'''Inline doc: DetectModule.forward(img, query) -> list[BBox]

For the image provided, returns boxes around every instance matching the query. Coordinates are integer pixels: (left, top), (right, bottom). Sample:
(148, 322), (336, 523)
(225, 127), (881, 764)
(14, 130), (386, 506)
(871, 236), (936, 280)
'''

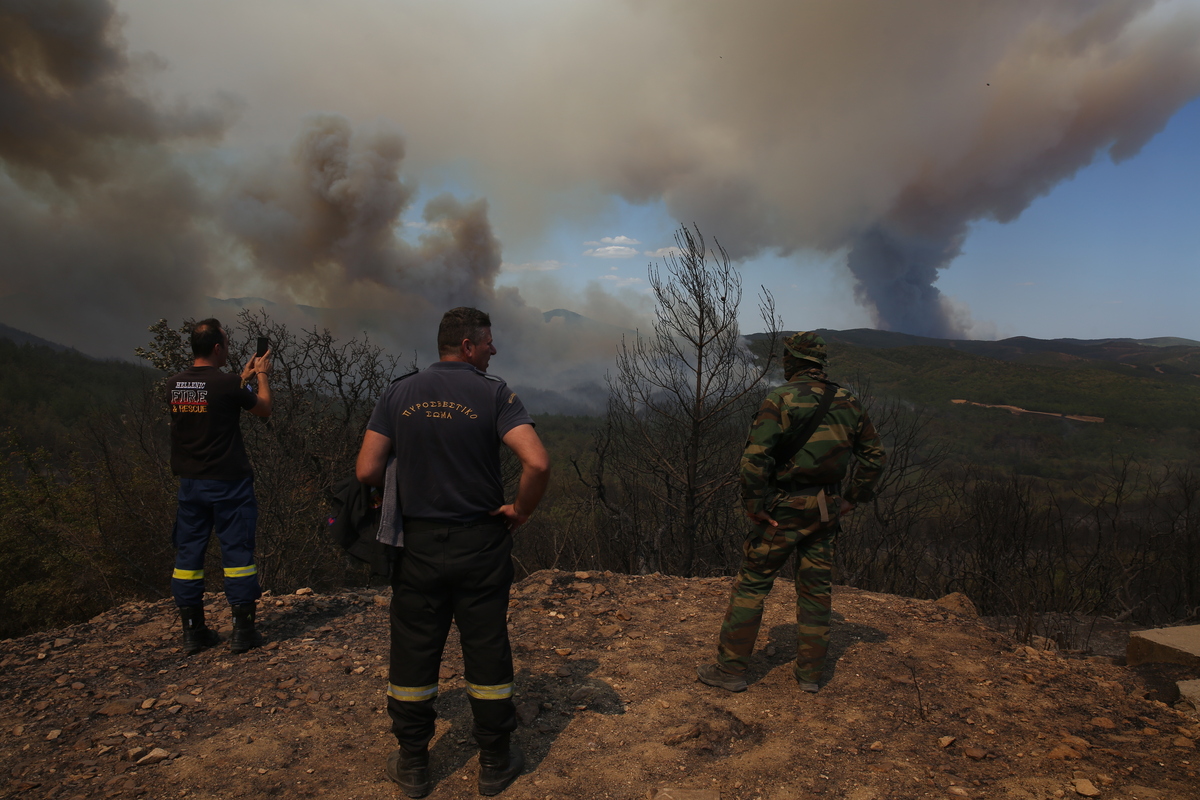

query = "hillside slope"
(2, 571), (1196, 800)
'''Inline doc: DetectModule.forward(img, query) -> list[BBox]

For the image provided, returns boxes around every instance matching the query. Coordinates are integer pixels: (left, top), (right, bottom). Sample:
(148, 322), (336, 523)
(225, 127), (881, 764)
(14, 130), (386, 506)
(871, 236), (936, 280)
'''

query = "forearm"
(255, 374), (272, 415)
(355, 430), (391, 486)
(513, 463), (550, 518)
(739, 456), (774, 513)
(844, 442), (886, 503)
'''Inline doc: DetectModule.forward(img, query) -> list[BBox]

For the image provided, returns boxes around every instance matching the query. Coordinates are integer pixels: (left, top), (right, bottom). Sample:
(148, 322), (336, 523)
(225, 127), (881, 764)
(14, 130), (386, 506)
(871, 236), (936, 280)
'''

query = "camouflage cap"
(783, 331), (827, 368)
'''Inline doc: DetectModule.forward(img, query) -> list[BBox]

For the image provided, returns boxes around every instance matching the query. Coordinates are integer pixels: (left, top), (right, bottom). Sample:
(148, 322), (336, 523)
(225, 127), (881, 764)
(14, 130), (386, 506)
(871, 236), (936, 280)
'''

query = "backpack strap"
(771, 379), (839, 473)
(390, 368), (419, 384)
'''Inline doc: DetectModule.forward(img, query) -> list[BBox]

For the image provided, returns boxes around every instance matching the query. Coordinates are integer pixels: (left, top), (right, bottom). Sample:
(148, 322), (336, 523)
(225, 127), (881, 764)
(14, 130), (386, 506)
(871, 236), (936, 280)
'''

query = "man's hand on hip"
(490, 503), (528, 531)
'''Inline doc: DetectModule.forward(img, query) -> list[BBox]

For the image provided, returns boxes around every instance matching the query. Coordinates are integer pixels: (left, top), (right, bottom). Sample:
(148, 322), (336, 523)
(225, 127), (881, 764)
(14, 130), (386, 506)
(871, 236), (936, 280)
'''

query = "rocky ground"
(2, 570), (1197, 800)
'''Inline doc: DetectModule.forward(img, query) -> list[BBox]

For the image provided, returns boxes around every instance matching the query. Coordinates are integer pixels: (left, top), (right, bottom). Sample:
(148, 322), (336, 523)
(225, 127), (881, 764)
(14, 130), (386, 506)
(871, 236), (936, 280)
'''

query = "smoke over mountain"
(2, 0), (1200, 360)
(526, 0), (1200, 337)
(0, 0), (229, 350)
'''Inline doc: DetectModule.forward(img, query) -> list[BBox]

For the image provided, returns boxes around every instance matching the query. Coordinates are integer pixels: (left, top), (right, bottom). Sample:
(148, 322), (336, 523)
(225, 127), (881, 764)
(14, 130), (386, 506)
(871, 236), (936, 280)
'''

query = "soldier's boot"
(179, 606), (219, 655)
(230, 603), (263, 654)
(696, 663), (748, 692)
(478, 740), (524, 796)
(792, 664), (820, 693)
(386, 747), (431, 798)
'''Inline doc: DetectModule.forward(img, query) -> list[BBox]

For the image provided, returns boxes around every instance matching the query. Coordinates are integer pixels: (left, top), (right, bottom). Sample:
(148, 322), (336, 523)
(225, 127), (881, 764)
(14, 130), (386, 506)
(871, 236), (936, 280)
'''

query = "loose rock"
(663, 723), (702, 746)
(934, 592), (978, 617)
(516, 702), (539, 726)
(136, 747), (170, 765)
(1046, 745), (1083, 760)
(98, 699), (139, 716)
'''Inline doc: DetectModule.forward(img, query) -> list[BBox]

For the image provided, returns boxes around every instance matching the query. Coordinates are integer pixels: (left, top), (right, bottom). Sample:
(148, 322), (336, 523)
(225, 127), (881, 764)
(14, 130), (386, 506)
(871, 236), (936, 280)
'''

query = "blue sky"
(940, 97), (1200, 341)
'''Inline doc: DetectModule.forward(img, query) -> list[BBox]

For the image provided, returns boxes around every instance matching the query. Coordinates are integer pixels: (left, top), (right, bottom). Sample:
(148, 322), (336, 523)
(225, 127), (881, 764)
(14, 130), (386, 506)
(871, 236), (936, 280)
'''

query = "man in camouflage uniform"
(698, 331), (885, 693)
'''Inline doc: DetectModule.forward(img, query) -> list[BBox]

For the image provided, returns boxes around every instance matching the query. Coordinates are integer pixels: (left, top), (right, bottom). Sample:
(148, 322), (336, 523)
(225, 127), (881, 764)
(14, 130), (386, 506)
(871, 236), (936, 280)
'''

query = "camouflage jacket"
(740, 369), (886, 513)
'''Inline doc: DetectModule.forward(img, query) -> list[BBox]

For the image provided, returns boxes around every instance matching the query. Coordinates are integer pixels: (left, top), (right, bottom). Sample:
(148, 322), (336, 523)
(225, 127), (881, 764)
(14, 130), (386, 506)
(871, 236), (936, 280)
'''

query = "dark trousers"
(387, 520), (517, 753)
(171, 477), (262, 607)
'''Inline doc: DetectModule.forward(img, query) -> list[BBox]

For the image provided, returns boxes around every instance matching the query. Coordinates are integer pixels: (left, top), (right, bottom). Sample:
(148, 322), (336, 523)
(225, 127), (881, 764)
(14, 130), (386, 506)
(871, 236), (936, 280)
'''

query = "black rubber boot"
(230, 603), (263, 654)
(478, 742), (524, 796)
(179, 606), (219, 655)
(386, 747), (432, 798)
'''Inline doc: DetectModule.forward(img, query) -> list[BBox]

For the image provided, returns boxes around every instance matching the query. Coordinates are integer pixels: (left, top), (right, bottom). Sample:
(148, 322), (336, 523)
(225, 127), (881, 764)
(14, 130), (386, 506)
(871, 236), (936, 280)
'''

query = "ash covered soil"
(2, 570), (1197, 800)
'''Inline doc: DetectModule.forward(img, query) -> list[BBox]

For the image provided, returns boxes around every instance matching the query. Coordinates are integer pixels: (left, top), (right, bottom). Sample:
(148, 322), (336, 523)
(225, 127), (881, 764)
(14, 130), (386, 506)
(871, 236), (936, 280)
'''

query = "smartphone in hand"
(256, 337), (269, 358)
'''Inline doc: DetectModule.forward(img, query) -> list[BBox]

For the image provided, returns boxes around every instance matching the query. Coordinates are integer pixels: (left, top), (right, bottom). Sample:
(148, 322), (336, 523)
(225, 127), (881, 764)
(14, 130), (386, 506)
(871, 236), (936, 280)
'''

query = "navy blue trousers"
(171, 477), (262, 607)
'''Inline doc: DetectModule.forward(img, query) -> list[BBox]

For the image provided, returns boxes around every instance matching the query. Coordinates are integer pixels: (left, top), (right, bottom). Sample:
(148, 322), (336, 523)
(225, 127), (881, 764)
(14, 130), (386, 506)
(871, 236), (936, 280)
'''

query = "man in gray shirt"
(356, 307), (549, 797)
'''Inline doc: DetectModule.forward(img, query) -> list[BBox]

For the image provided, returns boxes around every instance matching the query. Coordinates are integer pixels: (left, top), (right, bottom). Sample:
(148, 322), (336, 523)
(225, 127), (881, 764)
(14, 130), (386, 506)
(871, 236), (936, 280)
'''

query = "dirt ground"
(2, 570), (1197, 800)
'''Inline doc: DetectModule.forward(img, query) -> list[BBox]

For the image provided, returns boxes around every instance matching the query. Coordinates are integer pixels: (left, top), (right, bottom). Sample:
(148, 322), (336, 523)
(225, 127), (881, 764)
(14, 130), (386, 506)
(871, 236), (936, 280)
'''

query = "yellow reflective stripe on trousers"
(223, 565), (258, 578)
(172, 568), (204, 580)
(387, 683), (438, 702)
(466, 681), (513, 701)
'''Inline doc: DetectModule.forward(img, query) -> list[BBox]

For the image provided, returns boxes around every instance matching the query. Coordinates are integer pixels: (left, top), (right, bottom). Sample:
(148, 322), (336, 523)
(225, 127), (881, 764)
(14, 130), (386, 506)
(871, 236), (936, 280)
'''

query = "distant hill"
(0, 322), (78, 354)
(0, 323), (154, 451)
(807, 328), (1200, 382)
(748, 328), (1200, 385)
(742, 327), (1200, 472)
(802, 327), (1200, 351)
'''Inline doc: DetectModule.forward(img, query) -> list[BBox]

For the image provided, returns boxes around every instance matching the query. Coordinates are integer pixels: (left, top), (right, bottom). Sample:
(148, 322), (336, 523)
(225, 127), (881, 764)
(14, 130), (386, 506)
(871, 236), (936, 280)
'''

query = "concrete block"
(1127, 625), (1200, 668)
(1179, 679), (1200, 712)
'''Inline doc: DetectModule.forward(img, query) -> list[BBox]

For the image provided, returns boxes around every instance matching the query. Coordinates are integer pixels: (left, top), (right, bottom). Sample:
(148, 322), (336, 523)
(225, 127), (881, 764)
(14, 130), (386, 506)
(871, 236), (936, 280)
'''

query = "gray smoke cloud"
(4, 0), (1200, 361)
(223, 114), (500, 319)
(176, 0), (1191, 339)
(588, 0), (1200, 337)
(0, 0), (232, 349)
(0, 0), (632, 397)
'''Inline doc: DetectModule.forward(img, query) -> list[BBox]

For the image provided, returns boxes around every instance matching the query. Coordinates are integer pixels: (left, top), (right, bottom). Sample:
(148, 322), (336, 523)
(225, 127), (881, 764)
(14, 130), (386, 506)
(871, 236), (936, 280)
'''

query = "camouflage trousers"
(716, 497), (837, 685)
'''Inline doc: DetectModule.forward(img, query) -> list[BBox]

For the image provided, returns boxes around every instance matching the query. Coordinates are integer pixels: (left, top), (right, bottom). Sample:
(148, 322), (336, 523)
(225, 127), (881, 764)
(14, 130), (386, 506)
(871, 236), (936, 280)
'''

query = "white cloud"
(601, 275), (644, 287)
(583, 235), (642, 246)
(584, 245), (640, 258)
(501, 259), (564, 272)
(644, 246), (681, 258)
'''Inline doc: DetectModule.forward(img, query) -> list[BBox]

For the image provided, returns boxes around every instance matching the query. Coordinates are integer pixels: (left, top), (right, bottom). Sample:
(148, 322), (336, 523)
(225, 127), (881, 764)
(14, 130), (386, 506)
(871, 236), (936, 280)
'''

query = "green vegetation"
(2, 317), (1199, 643)
(0, 337), (154, 454)
(830, 342), (1200, 428)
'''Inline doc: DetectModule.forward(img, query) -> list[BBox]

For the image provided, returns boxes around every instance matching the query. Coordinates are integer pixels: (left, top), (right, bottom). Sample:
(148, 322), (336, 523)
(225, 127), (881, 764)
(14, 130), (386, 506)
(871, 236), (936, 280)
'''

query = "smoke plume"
(133, 0), (1195, 338)
(0, 0), (232, 349)
(3, 0), (1200, 365)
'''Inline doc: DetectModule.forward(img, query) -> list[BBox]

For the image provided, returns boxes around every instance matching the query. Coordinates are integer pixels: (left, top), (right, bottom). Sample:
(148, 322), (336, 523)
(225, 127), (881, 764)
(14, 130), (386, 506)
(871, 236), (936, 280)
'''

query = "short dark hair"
(437, 307), (491, 355)
(191, 318), (225, 358)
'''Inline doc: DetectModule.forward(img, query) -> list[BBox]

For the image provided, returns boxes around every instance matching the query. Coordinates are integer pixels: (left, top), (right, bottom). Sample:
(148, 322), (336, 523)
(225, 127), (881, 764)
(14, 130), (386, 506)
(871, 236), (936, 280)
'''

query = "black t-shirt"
(168, 365), (258, 480)
(366, 361), (534, 524)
